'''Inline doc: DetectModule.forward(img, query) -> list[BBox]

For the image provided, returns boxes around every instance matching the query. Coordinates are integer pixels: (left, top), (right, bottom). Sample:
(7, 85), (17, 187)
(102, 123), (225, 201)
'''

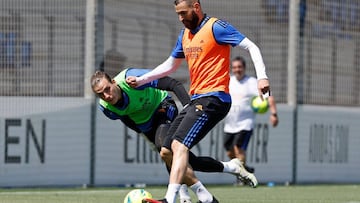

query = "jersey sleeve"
(99, 103), (141, 133)
(213, 19), (246, 47)
(238, 38), (268, 80)
(157, 76), (190, 106)
(125, 68), (150, 77)
(125, 68), (159, 89)
(170, 29), (185, 58)
(99, 104), (120, 120)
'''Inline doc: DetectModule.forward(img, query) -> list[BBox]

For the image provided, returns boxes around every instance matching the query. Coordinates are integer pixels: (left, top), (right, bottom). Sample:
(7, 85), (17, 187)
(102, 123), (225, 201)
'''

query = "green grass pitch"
(0, 185), (359, 203)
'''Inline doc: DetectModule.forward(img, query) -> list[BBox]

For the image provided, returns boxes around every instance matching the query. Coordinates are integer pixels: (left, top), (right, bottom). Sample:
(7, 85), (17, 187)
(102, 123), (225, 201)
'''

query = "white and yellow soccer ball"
(123, 189), (152, 203)
(251, 96), (269, 114)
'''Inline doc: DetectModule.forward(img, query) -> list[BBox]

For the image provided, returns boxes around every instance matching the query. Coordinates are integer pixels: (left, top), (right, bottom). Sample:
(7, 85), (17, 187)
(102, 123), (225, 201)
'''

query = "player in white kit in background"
(223, 56), (279, 184)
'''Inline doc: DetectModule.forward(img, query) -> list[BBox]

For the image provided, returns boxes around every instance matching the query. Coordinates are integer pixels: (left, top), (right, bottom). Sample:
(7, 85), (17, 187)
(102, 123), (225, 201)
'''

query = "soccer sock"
(165, 183), (181, 203)
(190, 181), (213, 203)
(188, 152), (224, 172)
(221, 160), (238, 173)
(178, 184), (191, 201)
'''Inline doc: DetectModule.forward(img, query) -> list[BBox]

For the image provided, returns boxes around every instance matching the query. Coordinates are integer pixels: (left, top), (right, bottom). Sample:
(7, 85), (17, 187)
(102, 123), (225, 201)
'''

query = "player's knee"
(160, 147), (172, 160)
(226, 150), (235, 159)
(171, 139), (188, 153)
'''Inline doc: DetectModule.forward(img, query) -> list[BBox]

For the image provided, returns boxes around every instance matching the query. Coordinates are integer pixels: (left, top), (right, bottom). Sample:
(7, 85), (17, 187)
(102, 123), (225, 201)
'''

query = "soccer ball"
(123, 189), (152, 203)
(250, 96), (269, 114)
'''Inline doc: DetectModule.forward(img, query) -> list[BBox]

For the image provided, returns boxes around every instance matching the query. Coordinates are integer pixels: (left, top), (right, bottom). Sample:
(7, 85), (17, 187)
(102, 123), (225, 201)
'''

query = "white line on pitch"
(0, 190), (124, 195)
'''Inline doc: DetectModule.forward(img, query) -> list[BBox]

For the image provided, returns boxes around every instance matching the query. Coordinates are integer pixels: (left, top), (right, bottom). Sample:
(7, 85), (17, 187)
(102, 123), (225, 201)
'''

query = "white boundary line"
(0, 190), (125, 195)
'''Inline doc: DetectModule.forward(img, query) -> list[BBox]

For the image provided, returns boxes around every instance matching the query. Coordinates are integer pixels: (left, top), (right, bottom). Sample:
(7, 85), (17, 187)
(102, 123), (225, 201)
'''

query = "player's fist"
(126, 76), (138, 88)
(258, 79), (270, 100)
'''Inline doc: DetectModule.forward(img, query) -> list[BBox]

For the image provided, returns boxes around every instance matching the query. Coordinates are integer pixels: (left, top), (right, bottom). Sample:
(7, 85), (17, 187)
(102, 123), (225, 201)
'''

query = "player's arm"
(268, 96), (279, 127)
(99, 104), (142, 133)
(125, 68), (190, 106)
(157, 76), (190, 107)
(213, 20), (270, 97)
(118, 116), (142, 133)
(238, 38), (270, 96)
(238, 38), (267, 80)
(126, 30), (185, 88)
(126, 58), (182, 88)
(125, 68), (159, 89)
(99, 104), (120, 120)
(125, 69), (189, 107)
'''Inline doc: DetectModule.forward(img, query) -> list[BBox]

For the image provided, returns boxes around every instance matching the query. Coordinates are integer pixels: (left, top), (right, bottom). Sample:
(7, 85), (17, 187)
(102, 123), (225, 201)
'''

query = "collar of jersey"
(114, 88), (129, 110)
(190, 14), (210, 34)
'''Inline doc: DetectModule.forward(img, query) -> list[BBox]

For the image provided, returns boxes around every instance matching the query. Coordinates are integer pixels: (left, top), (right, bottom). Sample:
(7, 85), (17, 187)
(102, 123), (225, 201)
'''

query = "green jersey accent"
(99, 69), (168, 124)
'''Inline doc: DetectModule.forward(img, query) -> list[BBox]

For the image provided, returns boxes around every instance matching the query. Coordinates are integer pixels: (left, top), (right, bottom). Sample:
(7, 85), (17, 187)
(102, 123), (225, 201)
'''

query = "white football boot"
(229, 158), (258, 188)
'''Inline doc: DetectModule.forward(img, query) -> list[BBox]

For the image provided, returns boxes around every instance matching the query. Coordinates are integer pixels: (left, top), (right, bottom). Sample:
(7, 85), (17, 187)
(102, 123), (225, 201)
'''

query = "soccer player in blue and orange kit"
(126, 1), (271, 202)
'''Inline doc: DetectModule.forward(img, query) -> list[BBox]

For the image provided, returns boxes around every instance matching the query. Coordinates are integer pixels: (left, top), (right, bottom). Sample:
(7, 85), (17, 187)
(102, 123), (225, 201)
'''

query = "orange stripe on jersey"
(182, 17), (231, 95)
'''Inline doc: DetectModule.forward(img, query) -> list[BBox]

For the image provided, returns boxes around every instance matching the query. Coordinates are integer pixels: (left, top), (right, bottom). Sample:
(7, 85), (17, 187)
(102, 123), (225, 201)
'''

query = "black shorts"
(164, 96), (231, 149)
(144, 97), (178, 149)
(223, 130), (253, 151)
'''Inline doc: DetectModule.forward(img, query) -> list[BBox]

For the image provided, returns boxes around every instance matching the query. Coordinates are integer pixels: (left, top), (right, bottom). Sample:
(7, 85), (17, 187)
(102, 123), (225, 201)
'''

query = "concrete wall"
(1, 98), (359, 187)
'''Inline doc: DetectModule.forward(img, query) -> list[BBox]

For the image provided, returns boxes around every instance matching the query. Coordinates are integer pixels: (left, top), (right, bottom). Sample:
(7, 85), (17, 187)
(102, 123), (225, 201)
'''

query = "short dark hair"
(232, 56), (246, 68)
(174, 0), (200, 6)
(90, 71), (112, 90)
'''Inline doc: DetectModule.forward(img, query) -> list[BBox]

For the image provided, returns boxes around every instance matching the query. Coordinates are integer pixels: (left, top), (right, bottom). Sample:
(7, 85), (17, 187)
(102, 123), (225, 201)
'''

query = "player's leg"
(224, 131), (255, 173)
(233, 130), (255, 173)
(159, 110), (192, 203)
(154, 121), (219, 203)
(145, 97), (221, 202)
(233, 146), (246, 162)
(154, 124), (193, 203)
(159, 147), (216, 203)
(154, 116), (255, 188)
(229, 130), (256, 186)
(157, 104), (242, 175)
(142, 156), (217, 203)
(152, 101), (253, 202)
(179, 184), (192, 203)
(155, 123), (217, 203)
(160, 125), (224, 173)
(233, 146), (255, 173)
(160, 145), (249, 182)
(224, 132), (236, 159)
(166, 97), (231, 203)
(188, 153), (223, 172)
(182, 164), (215, 203)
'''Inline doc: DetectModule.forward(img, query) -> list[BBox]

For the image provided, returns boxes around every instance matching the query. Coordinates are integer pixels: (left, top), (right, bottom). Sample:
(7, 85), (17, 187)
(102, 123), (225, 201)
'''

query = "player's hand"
(126, 76), (138, 88)
(270, 114), (279, 127)
(258, 79), (270, 100)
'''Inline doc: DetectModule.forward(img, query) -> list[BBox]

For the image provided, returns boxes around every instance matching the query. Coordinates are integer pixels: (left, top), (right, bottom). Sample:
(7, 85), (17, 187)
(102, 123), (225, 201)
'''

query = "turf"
(0, 185), (359, 203)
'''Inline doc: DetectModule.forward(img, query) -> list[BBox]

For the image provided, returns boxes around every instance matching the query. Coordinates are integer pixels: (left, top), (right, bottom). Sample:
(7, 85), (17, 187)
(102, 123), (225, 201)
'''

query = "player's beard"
(182, 11), (199, 30)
